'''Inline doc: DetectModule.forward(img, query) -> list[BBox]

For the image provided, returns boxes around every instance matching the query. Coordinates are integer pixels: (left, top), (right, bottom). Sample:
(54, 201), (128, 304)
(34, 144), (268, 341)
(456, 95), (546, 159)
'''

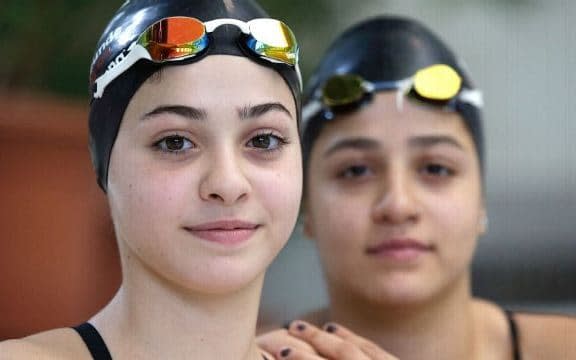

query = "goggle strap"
(396, 89), (405, 111)
(458, 89), (484, 108)
(302, 100), (323, 122)
(94, 43), (151, 98)
(296, 66), (303, 91)
(204, 18), (250, 34)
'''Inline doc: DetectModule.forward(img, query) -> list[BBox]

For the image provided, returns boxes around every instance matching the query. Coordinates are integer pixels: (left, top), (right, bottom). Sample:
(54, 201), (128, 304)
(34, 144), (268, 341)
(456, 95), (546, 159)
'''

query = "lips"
(365, 238), (433, 261)
(185, 220), (260, 246)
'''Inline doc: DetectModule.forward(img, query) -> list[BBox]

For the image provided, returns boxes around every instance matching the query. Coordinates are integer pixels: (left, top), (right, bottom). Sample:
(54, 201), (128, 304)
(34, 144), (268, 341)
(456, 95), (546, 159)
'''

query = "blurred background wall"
(1, 0), (575, 338)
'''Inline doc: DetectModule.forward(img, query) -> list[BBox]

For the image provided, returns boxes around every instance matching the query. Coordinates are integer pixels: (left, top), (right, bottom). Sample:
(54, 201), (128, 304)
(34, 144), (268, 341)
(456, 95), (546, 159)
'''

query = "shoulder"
(512, 311), (576, 358)
(0, 328), (90, 360)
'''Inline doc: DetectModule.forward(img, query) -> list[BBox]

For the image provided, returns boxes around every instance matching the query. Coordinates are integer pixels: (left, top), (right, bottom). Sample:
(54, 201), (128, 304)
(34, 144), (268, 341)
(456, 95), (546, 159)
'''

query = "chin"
(165, 258), (269, 296)
(347, 272), (441, 308)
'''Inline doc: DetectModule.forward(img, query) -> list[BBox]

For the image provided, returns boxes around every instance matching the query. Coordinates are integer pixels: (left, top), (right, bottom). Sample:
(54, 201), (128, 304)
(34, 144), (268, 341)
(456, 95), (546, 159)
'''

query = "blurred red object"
(0, 91), (121, 340)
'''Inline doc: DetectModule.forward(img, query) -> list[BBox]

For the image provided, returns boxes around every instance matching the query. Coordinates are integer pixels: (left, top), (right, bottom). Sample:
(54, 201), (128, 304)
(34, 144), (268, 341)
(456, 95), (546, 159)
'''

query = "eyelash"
(334, 161), (456, 181)
(246, 131), (290, 153)
(337, 164), (373, 179)
(153, 134), (195, 154)
(152, 132), (290, 156)
(419, 163), (455, 178)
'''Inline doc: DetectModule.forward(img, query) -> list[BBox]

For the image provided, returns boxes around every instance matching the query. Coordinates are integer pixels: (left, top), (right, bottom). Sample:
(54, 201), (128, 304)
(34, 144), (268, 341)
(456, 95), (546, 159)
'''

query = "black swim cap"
(89, 0), (301, 191)
(302, 16), (484, 175)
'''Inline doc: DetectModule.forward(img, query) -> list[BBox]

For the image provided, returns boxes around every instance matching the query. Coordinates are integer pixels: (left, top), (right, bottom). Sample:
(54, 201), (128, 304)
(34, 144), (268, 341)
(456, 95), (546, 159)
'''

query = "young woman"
(258, 16), (576, 360)
(0, 0), (303, 359)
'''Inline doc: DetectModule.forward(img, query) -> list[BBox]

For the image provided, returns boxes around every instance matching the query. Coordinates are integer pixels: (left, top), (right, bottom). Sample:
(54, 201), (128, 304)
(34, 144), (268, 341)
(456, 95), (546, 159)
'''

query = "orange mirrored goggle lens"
(138, 17), (208, 61)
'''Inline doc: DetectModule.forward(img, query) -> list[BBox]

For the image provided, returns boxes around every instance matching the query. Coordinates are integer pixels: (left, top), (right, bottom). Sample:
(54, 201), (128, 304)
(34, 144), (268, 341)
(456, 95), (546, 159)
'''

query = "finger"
(287, 320), (368, 359)
(275, 346), (326, 360)
(257, 329), (317, 356)
(323, 323), (398, 360)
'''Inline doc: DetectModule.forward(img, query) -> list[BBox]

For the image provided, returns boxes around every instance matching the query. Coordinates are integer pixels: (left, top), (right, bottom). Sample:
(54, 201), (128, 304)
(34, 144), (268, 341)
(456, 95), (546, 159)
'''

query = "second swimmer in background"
(258, 16), (576, 360)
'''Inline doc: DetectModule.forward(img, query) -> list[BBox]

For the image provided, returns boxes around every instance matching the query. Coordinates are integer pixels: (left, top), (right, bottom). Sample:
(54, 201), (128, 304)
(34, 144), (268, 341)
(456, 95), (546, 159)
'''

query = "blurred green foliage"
(0, 0), (335, 99)
(0, 0), (531, 99)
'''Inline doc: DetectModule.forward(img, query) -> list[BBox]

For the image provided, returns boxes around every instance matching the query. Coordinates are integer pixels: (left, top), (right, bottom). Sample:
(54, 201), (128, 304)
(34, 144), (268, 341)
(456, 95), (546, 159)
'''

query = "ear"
(301, 211), (315, 239)
(478, 207), (488, 235)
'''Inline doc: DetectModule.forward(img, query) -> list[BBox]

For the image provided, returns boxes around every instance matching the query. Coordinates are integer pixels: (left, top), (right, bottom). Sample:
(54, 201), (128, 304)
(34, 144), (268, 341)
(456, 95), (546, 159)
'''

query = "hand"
(257, 320), (398, 359)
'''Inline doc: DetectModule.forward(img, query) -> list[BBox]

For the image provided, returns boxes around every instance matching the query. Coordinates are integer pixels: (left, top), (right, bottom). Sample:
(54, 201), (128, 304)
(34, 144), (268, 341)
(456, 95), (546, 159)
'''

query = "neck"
(92, 247), (264, 360)
(328, 274), (480, 360)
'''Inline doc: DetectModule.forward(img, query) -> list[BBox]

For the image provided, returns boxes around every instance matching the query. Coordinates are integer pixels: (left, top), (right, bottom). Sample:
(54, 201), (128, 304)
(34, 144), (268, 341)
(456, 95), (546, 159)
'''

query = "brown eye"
(247, 133), (287, 151)
(339, 164), (372, 178)
(155, 135), (194, 153)
(421, 164), (453, 177)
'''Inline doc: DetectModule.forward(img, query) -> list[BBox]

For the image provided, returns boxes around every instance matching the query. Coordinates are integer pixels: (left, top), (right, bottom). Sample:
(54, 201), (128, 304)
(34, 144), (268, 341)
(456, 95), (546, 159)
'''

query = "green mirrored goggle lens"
(322, 74), (365, 107)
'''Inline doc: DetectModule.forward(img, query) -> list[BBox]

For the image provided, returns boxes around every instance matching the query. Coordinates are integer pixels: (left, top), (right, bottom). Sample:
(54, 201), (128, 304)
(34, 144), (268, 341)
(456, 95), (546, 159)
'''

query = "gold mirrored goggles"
(93, 16), (300, 99)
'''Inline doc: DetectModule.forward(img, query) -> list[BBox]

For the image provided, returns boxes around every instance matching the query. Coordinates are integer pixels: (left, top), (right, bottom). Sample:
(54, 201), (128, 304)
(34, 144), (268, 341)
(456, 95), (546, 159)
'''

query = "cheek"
(108, 153), (194, 240)
(252, 158), (302, 236)
(429, 190), (481, 264)
(307, 184), (370, 257)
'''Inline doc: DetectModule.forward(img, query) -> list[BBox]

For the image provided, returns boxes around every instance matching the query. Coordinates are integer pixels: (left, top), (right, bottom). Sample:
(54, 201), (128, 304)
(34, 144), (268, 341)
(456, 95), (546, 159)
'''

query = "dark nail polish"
(280, 348), (291, 357)
(296, 323), (306, 331)
(325, 323), (337, 333)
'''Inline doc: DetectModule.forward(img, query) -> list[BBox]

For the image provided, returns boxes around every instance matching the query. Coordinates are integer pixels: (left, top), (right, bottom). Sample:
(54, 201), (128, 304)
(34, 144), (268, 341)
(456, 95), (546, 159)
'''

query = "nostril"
(209, 193), (223, 201)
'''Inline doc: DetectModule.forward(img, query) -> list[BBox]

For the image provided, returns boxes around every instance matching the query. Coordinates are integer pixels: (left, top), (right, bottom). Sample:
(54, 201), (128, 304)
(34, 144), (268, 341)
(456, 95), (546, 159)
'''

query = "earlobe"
(301, 213), (315, 239)
(478, 210), (488, 235)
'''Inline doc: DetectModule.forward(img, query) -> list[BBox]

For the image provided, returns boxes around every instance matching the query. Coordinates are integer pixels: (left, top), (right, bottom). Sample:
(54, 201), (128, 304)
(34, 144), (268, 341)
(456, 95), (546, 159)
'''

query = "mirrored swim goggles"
(93, 16), (300, 99)
(303, 64), (483, 122)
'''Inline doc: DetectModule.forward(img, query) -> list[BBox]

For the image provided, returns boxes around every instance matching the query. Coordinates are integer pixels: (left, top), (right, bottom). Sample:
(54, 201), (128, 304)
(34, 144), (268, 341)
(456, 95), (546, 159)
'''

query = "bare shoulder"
(513, 311), (576, 358)
(0, 328), (90, 360)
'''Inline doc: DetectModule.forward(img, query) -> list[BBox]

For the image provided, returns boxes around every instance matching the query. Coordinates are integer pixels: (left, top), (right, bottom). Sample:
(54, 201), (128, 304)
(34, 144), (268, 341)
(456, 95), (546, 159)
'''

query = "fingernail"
(280, 347), (291, 358)
(324, 323), (337, 333)
(295, 322), (306, 331)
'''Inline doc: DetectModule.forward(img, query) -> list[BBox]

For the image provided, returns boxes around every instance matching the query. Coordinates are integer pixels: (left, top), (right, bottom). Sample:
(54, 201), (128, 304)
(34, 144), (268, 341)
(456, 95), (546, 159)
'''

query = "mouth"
(184, 220), (260, 246)
(365, 238), (433, 261)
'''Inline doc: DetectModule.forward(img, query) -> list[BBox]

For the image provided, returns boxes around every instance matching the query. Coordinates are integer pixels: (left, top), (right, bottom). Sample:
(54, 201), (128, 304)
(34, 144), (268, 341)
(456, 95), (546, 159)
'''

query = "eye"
(420, 163), (454, 177)
(154, 135), (195, 153)
(247, 132), (288, 151)
(338, 164), (373, 179)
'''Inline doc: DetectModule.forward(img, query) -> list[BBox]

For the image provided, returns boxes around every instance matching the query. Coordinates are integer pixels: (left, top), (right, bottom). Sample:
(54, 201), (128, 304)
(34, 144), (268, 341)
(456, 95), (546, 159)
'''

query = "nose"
(199, 149), (250, 206)
(371, 166), (420, 225)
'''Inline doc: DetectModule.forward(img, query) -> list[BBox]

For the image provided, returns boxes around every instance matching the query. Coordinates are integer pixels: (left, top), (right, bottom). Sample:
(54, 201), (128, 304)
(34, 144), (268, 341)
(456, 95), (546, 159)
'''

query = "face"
(304, 92), (485, 306)
(107, 55), (302, 295)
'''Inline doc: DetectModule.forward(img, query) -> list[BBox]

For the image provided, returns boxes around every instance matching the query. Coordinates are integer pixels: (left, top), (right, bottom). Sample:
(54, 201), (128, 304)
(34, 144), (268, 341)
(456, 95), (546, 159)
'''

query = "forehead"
(313, 92), (476, 153)
(126, 55), (296, 116)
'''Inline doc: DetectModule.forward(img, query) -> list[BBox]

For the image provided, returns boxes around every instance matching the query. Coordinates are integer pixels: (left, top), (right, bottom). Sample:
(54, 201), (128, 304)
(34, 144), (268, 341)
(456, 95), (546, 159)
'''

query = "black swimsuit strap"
(504, 310), (521, 360)
(72, 322), (113, 360)
(73, 321), (269, 360)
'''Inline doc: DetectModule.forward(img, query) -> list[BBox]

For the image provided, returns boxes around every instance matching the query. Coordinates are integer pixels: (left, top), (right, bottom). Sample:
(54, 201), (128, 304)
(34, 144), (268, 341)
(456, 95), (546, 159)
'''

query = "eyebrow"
(408, 135), (465, 150)
(142, 105), (208, 121)
(323, 137), (380, 158)
(322, 134), (465, 158)
(238, 102), (293, 120)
